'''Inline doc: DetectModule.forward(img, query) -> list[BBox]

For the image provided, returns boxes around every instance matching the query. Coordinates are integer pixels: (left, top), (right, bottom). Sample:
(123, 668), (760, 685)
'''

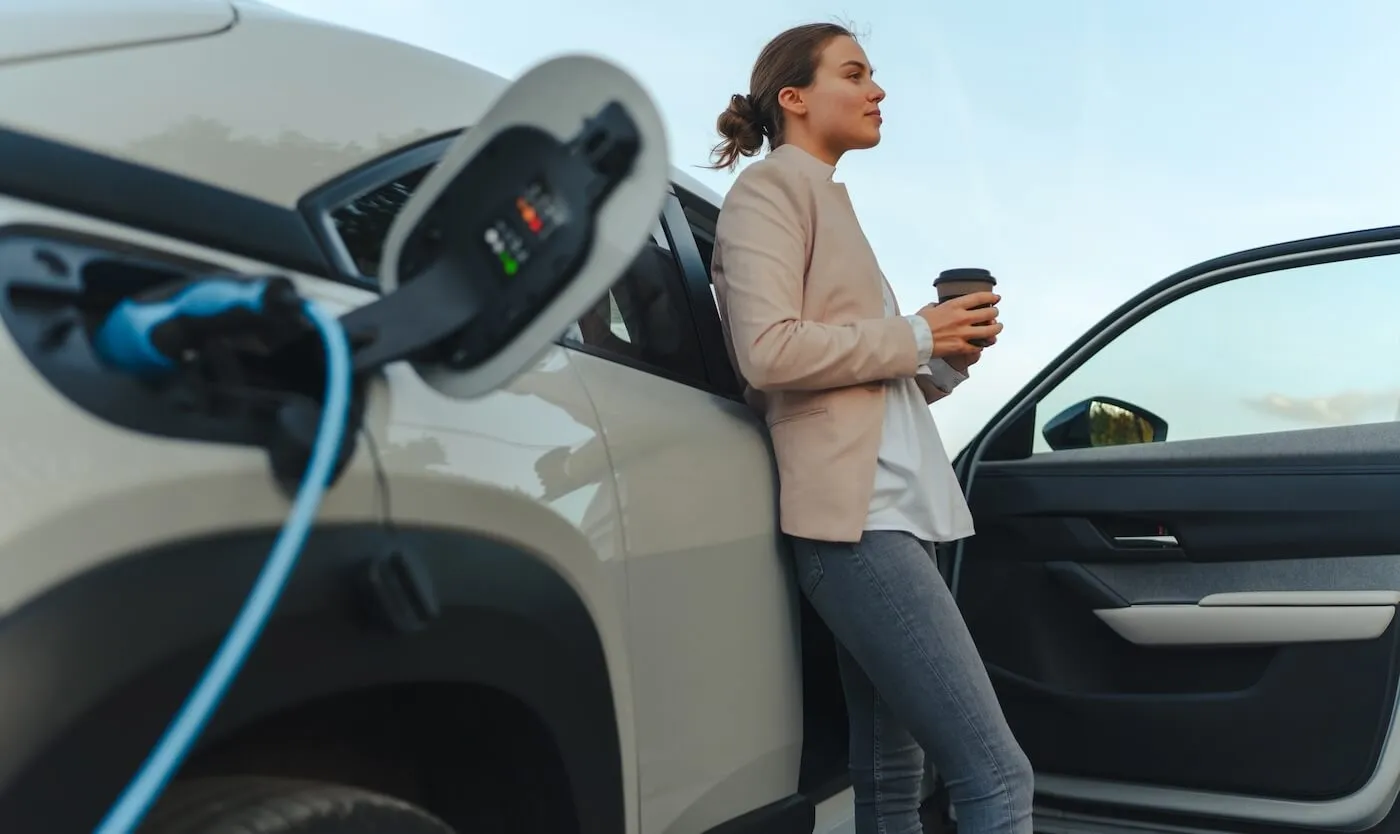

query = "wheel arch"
(0, 523), (624, 834)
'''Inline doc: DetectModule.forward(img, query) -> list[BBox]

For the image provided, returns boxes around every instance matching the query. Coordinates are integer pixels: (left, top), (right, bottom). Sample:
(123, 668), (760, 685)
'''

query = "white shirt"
(863, 281), (977, 543)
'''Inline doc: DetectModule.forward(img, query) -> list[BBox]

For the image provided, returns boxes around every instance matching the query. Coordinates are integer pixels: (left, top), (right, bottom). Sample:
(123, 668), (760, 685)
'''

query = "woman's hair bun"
(710, 92), (766, 170)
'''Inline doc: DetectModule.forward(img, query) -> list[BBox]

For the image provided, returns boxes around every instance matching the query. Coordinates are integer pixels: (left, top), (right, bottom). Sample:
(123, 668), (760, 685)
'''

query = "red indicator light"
(516, 196), (544, 232)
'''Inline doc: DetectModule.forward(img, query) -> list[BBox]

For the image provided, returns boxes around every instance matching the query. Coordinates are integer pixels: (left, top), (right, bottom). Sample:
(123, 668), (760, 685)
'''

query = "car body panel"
(0, 0), (728, 219)
(0, 2), (502, 208)
(0, 523), (627, 833)
(566, 349), (800, 834)
(0, 193), (646, 830)
(0, 0), (235, 66)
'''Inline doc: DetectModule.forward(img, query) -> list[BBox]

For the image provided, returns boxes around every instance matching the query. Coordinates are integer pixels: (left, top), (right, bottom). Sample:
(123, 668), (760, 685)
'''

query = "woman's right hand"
(917, 293), (1002, 357)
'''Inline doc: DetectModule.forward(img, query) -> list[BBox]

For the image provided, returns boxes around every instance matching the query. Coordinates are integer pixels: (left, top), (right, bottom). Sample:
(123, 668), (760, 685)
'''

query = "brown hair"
(707, 22), (855, 171)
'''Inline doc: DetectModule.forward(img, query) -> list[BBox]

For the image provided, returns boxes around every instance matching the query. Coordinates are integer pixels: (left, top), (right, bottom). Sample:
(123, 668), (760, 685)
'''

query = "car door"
(949, 226), (1400, 834)
(561, 190), (807, 834)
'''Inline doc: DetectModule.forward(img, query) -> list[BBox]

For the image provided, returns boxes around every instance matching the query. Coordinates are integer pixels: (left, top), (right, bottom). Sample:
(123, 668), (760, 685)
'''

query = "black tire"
(138, 777), (456, 833)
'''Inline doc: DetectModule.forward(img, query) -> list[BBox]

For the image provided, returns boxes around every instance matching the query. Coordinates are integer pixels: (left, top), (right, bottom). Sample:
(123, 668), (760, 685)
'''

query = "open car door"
(950, 225), (1400, 834)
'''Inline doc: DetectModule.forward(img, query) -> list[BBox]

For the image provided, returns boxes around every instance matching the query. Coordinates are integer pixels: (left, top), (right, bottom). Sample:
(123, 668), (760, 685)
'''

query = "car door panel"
(966, 592), (1397, 803)
(950, 231), (1400, 832)
(972, 423), (1400, 566)
(1085, 558), (1400, 606)
(560, 199), (803, 834)
(963, 428), (1400, 805)
(569, 348), (802, 834)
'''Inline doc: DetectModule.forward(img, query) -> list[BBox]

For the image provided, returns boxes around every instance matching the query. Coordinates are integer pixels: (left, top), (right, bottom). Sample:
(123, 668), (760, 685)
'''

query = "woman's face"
(797, 35), (886, 154)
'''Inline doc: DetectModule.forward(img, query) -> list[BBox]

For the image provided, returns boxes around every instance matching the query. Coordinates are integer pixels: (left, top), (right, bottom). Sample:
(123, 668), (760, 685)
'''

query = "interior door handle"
(1113, 534), (1179, 548)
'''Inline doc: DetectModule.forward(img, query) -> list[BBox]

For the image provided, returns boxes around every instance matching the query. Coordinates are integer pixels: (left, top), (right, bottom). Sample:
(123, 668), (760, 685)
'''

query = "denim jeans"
(791, 530), (1034, 834)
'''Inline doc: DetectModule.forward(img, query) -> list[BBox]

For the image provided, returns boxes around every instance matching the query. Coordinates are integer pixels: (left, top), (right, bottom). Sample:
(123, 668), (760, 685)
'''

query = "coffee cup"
(934, 267), (998, 347)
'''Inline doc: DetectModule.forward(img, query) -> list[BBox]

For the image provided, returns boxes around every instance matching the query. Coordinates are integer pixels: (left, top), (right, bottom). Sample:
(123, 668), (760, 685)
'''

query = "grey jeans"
(791, 530), (1034, 834)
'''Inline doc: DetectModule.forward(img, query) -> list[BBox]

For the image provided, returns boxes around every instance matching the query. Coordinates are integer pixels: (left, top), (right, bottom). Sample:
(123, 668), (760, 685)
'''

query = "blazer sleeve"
(916, 374), (952, 405)
(916, 359), (966, 404)
(714, 164), (920, 392)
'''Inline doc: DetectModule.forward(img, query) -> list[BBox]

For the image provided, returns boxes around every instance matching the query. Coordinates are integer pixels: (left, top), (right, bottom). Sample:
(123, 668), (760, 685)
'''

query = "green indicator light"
(502, 254), (519, 276)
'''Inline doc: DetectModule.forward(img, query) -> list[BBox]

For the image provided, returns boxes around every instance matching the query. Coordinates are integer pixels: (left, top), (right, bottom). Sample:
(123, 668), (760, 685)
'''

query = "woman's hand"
(943, 334), (996, 374)
(916, 293), (1001, 357)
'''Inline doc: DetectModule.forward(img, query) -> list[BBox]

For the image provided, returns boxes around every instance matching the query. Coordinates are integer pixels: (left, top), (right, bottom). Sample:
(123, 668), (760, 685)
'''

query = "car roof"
(0, 0), (721, 213)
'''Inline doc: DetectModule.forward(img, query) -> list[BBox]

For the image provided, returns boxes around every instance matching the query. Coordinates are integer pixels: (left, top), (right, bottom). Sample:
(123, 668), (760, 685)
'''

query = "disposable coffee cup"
(934, 267), (998, 347)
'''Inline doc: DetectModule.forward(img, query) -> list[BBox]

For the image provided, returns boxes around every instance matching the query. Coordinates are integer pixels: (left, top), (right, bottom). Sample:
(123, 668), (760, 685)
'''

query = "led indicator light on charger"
(517, 197), (544, 234)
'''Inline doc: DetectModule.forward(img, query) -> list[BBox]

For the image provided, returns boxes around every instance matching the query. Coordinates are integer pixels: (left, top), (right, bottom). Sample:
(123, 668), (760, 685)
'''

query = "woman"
(706, 22), (1033, 834)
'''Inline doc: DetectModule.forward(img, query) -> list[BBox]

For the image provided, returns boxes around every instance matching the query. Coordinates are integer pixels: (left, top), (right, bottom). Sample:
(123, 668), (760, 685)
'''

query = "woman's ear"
(776, 86), (807, 118)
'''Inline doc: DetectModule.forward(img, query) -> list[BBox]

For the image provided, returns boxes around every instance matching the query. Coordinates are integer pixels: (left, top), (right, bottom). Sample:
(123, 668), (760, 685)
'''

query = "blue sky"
(272, 0), (1400, 451)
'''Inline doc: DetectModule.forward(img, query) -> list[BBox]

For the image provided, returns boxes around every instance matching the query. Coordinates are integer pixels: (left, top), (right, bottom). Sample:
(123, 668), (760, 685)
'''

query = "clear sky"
(271, 0), (1400, 452)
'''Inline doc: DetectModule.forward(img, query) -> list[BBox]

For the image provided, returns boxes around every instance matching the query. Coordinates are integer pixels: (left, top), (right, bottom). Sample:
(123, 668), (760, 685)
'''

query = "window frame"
(297, 131), (461, 292)
(663, 186), (742, 399)
(955, 230), (1400, 471)
(939, 226), (1400, 593)
(1025, 253), (1400, 454)
(560, 188), (738, 394)
(299, 136), (744, 397)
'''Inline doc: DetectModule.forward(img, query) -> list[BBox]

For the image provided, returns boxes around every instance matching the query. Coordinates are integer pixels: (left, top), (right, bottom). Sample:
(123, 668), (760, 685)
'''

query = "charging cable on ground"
(86, 277), (353, 834)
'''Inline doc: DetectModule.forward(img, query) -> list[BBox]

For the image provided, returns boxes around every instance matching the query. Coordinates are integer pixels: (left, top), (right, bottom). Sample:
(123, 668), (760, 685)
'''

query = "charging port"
(0, 230), (363, 491)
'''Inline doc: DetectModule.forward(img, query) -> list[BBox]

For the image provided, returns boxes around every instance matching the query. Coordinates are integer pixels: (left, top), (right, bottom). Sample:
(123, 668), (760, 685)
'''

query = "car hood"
(0, 0), (235, 66)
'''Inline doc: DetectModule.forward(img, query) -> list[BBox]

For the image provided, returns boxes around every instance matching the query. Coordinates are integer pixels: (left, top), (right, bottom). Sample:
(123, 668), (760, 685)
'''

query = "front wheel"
(137, 777), (456, 833)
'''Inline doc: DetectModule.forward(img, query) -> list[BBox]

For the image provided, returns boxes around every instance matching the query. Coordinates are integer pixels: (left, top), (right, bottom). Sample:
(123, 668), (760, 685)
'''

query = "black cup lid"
(935, 267), (996, 285)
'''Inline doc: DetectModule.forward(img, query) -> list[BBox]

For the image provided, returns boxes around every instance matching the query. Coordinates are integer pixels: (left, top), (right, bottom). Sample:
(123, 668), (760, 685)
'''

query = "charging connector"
(92, 276), (306, 378)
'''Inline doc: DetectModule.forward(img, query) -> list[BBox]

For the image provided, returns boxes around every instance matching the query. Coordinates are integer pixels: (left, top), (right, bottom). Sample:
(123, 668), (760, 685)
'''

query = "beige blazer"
(712, 144), (944, 543)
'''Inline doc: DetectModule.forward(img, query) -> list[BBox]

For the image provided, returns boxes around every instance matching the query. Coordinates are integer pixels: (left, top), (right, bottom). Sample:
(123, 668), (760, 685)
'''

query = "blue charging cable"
(89, 282), (353, 834)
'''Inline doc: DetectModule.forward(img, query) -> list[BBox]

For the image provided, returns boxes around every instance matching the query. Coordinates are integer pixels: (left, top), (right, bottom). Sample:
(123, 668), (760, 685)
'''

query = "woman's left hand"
(944, 350), (979, 374)
(945, 334), (995, 373)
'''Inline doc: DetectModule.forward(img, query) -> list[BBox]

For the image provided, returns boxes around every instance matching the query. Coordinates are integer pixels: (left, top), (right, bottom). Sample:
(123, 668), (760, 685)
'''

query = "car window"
(566, 236), (709, 386)
(329, 166), (431, 281)
(303, 133), (456, 288)
(312, 143), (710, 388)
(1030, 253), (1400, 454)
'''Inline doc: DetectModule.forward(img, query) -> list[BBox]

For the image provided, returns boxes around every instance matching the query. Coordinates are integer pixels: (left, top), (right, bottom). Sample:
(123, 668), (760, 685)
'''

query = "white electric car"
(4, 2), (1400, 834)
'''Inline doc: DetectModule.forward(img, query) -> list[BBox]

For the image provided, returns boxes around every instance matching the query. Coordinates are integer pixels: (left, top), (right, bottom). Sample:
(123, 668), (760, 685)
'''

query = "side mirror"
(338, 54), (670, 398)
(1042, 396), (1168, 451)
